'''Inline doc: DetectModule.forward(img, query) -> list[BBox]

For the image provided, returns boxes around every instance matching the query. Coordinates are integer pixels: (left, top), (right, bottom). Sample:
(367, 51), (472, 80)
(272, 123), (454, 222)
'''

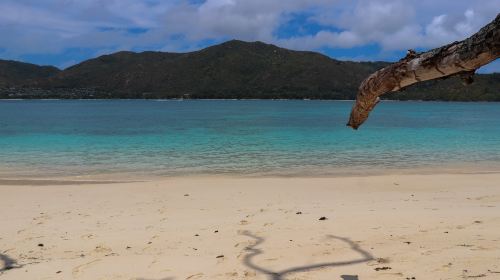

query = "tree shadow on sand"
(341, 275), (359, 280)
(0, 253), (22, 274)
(240, 231), (373, 280)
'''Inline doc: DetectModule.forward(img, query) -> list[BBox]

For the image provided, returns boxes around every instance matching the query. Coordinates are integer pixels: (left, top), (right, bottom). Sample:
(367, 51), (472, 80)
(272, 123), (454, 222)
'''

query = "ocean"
(1, 99), (500, 178)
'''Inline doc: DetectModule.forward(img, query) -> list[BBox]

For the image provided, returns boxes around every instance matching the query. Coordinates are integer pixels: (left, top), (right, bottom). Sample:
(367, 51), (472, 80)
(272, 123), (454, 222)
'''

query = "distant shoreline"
(1, 98), (500, 102)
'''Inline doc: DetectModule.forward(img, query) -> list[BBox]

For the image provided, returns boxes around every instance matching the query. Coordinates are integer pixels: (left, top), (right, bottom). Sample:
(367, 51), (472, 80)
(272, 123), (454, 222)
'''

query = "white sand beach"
(1, 173), (500, 279)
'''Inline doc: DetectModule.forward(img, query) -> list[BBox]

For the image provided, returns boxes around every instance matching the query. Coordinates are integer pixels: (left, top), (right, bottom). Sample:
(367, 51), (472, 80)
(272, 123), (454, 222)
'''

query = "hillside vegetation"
(0, 40), (498, 100)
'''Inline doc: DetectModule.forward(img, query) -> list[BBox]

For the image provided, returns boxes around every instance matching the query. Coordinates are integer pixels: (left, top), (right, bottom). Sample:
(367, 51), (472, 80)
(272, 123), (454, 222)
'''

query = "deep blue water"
(1, 100), (500, 177)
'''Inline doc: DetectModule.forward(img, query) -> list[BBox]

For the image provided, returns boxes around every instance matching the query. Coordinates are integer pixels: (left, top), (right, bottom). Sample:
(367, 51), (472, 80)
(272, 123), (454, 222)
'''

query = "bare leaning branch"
(347, 13), (500, 129)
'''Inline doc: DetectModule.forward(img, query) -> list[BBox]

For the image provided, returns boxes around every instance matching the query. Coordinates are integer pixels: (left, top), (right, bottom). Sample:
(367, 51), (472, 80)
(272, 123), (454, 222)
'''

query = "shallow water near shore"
(1, 99), (500, 178)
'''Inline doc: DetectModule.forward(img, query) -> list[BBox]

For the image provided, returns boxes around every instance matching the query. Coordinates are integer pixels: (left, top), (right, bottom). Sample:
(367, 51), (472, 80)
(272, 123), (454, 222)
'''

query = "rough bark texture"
(347, 13), (500, 129)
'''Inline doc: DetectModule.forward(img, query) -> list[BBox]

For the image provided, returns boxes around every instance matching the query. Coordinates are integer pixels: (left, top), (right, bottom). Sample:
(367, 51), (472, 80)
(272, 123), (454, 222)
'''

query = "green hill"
(0, 40), (498, 100)
(0, 60), (60, 87)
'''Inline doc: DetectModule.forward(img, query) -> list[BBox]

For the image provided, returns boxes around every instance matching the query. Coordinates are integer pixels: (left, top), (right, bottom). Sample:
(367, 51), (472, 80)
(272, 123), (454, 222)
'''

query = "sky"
(0, 0), (499, 72)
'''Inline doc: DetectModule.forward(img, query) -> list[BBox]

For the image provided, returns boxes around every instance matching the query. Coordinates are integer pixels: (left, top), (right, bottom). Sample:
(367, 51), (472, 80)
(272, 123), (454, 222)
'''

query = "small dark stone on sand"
(216, 255), (224, 258)
(404, 241), (412, 244)
(444, 231), (449, 233)
(37, 243), (44, 247)
(296, 212), (302, 215)
(375, 267), (391, 271)
(147, 241), (152, 244)
(56, 271), (62, 274)
(184, 194), (189, 197)
(319, 217), (327, 221)
(214, 230), (218, 233)
(126, 246), (131, 249)
(195, 234), (199, 236)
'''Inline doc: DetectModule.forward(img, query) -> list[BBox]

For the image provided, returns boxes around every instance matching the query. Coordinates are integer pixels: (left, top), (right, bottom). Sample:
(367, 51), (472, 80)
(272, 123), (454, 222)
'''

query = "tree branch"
(347, 13), (500, 129)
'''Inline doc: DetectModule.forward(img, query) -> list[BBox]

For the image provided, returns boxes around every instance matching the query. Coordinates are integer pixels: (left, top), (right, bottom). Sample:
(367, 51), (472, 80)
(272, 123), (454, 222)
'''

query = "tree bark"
(347, 13), (500, 129)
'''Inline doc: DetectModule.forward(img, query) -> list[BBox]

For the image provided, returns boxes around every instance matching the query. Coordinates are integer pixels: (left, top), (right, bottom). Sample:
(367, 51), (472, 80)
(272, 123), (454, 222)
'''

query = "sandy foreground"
(1, 174), (500, 280)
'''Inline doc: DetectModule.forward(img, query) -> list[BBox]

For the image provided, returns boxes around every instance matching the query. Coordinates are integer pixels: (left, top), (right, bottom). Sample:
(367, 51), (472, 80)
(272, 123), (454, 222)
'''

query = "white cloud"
(278, 30), (363, 50)
(303, 0), (499, 51)
(422, 9), (482, 47)
(0, 0), (499, 72)
(339, 0), (414, 35)
(162, 0), (333, 42)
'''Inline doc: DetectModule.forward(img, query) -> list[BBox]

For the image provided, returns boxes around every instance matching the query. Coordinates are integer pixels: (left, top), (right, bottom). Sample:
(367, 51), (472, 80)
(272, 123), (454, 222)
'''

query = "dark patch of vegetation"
(0, 40), (498, 100)
(0, 60), (60, 87)
(385, 74), (500, 101)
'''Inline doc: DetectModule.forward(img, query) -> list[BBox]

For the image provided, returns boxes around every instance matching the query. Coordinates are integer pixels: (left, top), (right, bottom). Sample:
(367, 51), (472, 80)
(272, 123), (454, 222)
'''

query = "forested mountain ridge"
(0, 40), (498, 100)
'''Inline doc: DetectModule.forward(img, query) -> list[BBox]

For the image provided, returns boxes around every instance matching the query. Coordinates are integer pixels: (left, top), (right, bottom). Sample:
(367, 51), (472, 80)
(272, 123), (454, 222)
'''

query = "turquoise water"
(1, 100), (500, 177)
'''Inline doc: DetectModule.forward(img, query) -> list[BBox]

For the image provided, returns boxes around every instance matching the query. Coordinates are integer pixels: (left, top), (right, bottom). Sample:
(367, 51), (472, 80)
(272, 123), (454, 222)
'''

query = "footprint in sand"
(32, 213), (51, 225)
(367, 258), (390, 266)
(185, 272), (204, 279)
(157, 206), (168, 214)
(81, 234), (95, 240)
(93, 244), (113, 255)
(234, 241), (252, 248)
(146, 259), (159, 269)
(244, 270), (257, 277)
(72, 259), (101, 278)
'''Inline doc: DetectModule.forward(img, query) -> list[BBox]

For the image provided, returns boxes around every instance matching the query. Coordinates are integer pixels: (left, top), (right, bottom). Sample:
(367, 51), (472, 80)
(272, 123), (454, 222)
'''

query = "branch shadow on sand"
(240, 231), (373, 280)
(0, 253), (22, 274)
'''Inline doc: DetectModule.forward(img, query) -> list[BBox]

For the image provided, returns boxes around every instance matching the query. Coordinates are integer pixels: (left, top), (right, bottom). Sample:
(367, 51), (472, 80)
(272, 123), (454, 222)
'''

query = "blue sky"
(0, 0), (498, 72)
